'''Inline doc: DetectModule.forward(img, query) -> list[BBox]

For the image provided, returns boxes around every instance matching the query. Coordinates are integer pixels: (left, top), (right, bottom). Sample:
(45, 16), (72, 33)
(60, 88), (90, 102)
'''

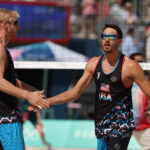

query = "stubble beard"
(103, 48), (112, 54)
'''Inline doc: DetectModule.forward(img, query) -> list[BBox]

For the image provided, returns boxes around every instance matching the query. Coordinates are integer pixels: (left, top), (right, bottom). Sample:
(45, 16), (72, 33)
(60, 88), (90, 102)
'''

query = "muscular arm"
(124, 57), (150, 98)
(36, 111), (42, 125)
(0, 44), (48, 108)
(133, 65), (150, 98)
(48, 57), (98, 106)
(0, 44), (29, 99)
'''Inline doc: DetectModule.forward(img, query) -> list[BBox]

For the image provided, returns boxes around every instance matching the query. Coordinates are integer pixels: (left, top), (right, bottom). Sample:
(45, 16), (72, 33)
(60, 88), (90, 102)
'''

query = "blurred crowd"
(10, 0), (150, 62)
(68, 0), (150, 62)
(69, 0), (150, 62)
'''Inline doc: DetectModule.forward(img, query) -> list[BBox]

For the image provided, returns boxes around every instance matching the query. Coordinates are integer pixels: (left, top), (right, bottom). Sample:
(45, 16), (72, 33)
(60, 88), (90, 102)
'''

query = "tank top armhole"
(93, 56), (102, 76)
(121, 55), (131, 88)
(5, 48), (10, 71)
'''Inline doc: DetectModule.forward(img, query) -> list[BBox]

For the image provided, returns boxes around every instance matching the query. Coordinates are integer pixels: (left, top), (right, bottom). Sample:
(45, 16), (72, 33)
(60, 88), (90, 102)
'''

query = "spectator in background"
(144, 3), (150, 62)
(70, 0), (82, 36)
(80, 0), (97, 38)
(110, 0), (127, 34)
(144, 3), (150, 25)
(130, 53), (150, 150)
(96, 0), (110, 24)
(123, 2), (138, 27)
(122, 28), (138, 57)
(21, 101), (52, 150)
(110, 0), (125, 21)
(74, 108), (90, 120)
(145, 27), (150, 62)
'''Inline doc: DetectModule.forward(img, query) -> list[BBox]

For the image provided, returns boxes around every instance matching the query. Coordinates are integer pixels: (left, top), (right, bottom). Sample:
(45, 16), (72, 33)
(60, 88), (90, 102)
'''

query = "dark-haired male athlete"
(30, 24), (150, 150)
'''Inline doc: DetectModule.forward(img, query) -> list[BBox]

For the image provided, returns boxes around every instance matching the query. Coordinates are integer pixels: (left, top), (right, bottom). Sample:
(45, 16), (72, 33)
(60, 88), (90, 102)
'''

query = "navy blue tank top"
(94, 53), (135, 138)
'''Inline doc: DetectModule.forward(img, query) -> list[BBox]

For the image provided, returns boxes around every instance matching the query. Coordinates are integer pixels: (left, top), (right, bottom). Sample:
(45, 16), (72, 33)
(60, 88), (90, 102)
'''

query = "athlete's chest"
(102, 63), (116, 74)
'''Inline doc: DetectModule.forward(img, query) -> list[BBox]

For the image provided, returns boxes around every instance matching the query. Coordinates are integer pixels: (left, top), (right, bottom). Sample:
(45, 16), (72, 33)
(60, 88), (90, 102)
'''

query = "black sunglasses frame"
(12, 20), (19, 26)
(0, 20), (19, 26)
(8, 20), (19, 26)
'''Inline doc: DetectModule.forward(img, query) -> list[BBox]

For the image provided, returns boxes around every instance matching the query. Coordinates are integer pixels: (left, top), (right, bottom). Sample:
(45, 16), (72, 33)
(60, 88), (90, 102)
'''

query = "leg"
(97, 138), (107, 150)
(29, 112), (51, 149)
(35, 124), (51, 148)
(107, 136), (131, 150)
(0, 143), (3, 150)
(0, 122), (25, 150)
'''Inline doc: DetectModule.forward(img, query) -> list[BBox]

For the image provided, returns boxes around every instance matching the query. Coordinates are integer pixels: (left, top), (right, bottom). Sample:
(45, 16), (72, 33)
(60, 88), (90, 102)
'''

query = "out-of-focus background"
(1, 0), (150, 149)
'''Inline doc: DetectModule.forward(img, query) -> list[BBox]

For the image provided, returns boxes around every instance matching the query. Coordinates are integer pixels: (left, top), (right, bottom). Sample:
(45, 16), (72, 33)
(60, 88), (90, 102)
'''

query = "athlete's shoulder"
(123, 55), (141, 70)
(85, 56), (101, 73)
(88, 56), (100, 62)
(86, 56), (101, 67)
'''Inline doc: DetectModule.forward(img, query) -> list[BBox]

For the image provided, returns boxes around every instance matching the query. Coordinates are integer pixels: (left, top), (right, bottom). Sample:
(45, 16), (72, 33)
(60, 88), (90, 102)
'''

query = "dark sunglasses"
(9, 20), (19, 26)
(3, 20), (19, 26)
(101, 34), (117, 40)
(137, 60), (144, 63)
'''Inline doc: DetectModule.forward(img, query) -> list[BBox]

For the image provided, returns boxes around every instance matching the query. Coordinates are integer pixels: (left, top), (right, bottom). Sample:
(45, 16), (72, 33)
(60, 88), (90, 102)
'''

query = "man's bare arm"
(0, 44), (28, 99)
(48, 57), (98, 106)
(0, 44), (48, 108)
(128, 60), (150, 98)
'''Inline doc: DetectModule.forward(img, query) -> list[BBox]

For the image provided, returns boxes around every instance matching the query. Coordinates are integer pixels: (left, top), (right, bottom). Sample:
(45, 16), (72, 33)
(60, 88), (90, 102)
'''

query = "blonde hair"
(0, 8), (20, 22)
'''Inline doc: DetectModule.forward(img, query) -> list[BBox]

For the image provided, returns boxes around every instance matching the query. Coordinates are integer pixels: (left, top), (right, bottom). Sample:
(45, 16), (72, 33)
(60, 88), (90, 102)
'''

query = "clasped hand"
(26, 90), (49, 110)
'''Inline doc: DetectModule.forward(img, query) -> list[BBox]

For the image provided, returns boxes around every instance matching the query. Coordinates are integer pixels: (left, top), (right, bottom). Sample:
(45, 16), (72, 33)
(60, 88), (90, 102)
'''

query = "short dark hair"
(127, 28), (134, 35)
(102, 24), (123, 39)
(130, 52), (144, 60)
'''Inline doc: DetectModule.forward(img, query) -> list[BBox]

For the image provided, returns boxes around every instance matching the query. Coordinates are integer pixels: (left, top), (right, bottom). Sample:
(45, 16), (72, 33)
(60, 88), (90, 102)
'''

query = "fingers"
(28, 101), (51, 112)
(28, 106), (33, 111)
(26, 90), (50, 109)
(28, 105), (39, 112)
(36, 99), (49, 109)
(35, 92), (48, 108)
(27, 91), (48, 108)
(37, 90), (44, 94)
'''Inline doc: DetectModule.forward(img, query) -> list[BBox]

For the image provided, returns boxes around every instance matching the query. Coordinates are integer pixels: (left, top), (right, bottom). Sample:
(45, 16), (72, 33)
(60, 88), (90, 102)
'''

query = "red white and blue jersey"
(94, 53), (135, 138)
(132, 83), (150, 131)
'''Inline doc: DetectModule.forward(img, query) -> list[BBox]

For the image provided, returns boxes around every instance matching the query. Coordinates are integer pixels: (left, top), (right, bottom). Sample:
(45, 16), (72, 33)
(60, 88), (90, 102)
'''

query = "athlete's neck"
(105, 52), (120, 66)
(0, 30), (10, 46)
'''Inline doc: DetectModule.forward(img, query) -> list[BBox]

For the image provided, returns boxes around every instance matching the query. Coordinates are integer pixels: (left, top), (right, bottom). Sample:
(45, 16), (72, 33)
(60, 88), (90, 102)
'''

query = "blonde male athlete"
(0, 9), (49, 150)
(29, 24), (150, 150)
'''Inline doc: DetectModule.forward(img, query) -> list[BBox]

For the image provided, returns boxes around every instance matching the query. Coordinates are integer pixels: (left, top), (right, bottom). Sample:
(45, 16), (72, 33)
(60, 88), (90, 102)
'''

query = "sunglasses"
(101, 34), (117, 40)
(137, 60), (144, 63)
(0, 20), (19, 26)
(8, 20), (19, 26)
